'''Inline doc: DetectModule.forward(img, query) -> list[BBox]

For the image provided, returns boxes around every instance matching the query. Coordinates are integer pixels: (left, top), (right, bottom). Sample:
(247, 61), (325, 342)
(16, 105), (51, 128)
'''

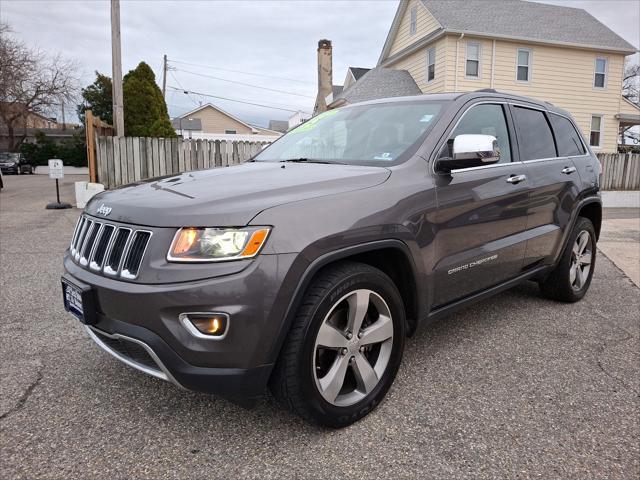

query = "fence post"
(85, 110), (97, 183)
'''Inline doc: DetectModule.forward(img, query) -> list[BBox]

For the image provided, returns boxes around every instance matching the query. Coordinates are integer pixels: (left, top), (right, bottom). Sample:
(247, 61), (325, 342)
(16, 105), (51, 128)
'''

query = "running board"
(426, 266), (549, 323)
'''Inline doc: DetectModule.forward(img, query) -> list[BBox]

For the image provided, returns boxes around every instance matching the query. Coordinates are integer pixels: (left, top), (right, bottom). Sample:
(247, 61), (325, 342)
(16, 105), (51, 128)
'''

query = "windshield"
(254, 101), (446, 166)
(0, 153), (19, 162)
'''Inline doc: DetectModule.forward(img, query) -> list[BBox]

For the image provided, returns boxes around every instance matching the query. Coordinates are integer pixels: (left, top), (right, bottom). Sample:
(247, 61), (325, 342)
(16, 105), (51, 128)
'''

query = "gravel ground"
(1, 175), (639, 479)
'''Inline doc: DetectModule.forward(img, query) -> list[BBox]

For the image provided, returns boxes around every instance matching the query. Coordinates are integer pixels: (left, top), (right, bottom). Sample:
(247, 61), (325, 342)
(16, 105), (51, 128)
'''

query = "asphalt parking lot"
(1, 174), (639, 479)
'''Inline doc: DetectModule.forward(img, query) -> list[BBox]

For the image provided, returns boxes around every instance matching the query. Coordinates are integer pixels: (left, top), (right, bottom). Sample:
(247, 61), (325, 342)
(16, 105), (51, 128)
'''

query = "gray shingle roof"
(421, 0), (637, 52)
(171, 117), (202, 131)
(349, 67), (370, 81)
(268, 120), (289, 133)
(335, 68), (422, 104)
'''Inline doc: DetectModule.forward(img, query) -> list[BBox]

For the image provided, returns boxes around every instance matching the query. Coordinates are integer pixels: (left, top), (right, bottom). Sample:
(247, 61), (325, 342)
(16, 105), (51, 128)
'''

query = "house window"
(410, 6), (417, 35)
(225, 129), (237, 134)
(589, 115), (603, 147)
(594, 57), (607, 88)
(427, 47), (436, 82)
(516, 48), (531, 82)
(465, 42), (481, 78)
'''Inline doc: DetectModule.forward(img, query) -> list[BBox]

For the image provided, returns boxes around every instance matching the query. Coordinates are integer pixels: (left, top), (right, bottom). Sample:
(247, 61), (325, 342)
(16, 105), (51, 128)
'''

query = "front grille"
(70, 215), (152, 279)
(92, 329), (159, 371)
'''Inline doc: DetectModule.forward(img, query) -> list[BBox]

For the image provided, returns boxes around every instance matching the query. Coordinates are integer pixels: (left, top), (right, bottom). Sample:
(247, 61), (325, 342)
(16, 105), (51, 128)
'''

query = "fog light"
(180, 312), (229, 339)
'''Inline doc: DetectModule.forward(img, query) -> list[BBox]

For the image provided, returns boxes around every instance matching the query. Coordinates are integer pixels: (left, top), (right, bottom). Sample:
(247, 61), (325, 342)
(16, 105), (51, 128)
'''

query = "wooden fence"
(95, 136), (269, 189)
(85, 110), (114, 183)
(94, 137), (640, 191)
(597, 153), (640, 190)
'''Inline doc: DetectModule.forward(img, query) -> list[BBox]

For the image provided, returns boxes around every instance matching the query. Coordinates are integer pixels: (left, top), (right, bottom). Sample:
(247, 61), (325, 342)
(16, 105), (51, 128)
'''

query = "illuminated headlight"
(167, 227), (270, 262)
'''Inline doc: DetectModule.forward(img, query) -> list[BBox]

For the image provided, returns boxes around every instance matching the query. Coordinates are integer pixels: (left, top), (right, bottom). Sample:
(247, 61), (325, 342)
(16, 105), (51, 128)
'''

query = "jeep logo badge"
(96, 204), (112, 216)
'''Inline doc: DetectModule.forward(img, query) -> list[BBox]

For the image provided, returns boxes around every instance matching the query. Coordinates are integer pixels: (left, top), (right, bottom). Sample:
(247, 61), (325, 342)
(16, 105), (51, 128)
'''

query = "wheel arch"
(577, 200), (602, 240)
(269, 240), (424, 368)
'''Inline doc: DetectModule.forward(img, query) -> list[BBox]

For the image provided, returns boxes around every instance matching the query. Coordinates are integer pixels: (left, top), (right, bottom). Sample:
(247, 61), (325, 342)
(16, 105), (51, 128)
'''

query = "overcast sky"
(1, 0), (639, 127)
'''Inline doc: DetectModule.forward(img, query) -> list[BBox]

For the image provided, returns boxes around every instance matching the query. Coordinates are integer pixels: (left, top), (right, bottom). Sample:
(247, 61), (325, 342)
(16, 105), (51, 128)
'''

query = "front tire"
(270, 261), (405, 428)
(539, 217), (596, 302)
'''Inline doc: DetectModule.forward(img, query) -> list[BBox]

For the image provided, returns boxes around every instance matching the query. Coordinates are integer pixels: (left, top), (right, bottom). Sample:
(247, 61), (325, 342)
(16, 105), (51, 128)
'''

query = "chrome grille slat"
(80, 222), (101, 266)
(104, 227), (132, 276)
(75, 220), (93, 261)
(121, 231), (152, 279)
(71, 217), (87, 255)
(70, 217), (84, 251)
(90, 225), (115, 270)
(68, 215), (151, 280)
(86, 223), (104, 265)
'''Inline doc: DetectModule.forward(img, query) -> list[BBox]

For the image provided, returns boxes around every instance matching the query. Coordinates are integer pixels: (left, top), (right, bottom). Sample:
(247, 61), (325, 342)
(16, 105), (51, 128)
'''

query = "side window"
(427, 47), (436, 82)
(594, 57), (607, 88)
(516, 48), (531, 82)
(465, 42), (481, 78)
(548, 114), (586, 156)
(512, 106), (557, 161)
(589, 115), (603, 147)
(410, 6), (417, 35)
(441, 104), (512, 163)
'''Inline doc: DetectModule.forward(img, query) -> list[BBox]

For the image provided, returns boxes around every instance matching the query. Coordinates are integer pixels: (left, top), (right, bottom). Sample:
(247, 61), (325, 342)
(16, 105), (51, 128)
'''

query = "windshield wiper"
(279, 158), (346, 165)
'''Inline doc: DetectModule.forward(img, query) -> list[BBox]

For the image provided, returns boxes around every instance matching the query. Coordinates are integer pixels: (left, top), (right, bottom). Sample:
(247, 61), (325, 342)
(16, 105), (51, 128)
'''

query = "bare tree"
(620, 61), (640, 146)
(623, 62), (639, 103)
(0, 23), (79, 151)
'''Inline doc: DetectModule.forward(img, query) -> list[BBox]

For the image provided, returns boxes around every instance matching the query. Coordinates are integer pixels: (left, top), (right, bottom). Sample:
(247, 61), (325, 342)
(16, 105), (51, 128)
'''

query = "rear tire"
(539, 217), (596, 302)
(270, 261), (405, 428)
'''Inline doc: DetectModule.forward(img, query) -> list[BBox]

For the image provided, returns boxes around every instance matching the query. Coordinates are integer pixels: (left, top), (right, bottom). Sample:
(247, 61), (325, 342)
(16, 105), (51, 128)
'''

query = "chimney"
(314, 39), (333, 114)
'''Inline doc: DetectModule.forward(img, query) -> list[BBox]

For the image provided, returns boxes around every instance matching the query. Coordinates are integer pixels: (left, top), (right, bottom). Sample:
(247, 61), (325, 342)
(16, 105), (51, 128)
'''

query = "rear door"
(432, 102), (529, 307)
(511, 106), (584, 268)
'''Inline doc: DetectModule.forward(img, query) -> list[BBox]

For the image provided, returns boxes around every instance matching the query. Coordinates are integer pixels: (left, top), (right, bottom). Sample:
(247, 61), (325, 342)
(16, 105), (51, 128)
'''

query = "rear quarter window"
(548, 113), (586, 157)
(512, 106), (557, 161)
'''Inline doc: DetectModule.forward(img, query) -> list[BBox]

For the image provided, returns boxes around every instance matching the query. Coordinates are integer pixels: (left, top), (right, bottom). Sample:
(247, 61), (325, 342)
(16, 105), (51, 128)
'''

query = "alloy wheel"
(570, 230), (593, 290)
(312, 289), (394, 407)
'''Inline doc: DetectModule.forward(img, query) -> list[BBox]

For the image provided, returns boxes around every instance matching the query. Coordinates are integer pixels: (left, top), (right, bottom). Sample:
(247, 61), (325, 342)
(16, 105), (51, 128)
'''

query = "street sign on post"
(48, 159), (64, 179)
(46, 159), (72, 209)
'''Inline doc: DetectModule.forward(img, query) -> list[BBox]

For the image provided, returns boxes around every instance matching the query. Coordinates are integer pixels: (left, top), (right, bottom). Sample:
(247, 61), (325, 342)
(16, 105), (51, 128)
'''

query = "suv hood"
(85, 162), (391, 227)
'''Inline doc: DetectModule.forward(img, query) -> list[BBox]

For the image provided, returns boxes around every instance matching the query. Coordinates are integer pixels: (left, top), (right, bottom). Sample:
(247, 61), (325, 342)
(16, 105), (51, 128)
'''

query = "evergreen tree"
(77, 72), (113, 126)
(123, 62), (175, 137)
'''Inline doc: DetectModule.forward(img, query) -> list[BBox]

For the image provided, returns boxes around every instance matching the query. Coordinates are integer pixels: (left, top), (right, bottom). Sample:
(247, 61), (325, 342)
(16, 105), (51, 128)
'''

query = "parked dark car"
(0, 152), (34, 174)
(61, 90), (601, 427)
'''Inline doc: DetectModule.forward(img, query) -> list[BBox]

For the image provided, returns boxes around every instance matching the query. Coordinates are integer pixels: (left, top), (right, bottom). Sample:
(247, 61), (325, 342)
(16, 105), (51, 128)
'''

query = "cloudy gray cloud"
(1, 0), (638, 128)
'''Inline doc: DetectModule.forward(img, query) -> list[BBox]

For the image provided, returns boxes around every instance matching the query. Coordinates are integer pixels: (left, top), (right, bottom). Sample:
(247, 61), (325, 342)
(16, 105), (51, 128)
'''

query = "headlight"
(167, 226), (270, 262)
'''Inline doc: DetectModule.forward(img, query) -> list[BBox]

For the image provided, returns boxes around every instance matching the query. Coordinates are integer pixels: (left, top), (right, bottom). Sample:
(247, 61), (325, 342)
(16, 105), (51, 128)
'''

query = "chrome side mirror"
(436, 134), (501, 173)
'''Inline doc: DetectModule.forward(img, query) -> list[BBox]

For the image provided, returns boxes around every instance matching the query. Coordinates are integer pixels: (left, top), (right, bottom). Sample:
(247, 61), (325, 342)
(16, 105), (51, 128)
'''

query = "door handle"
(562, 166), (577, 174)
(506, 174), (527, 184)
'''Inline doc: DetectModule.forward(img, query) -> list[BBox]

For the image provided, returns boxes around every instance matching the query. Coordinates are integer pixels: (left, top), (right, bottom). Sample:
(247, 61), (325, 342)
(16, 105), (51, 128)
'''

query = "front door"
(432, 102), (529, 307)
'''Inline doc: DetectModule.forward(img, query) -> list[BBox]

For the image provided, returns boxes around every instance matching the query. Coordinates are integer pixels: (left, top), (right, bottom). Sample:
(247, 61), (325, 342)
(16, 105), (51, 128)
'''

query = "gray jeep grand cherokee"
(62, 91), (601, 427)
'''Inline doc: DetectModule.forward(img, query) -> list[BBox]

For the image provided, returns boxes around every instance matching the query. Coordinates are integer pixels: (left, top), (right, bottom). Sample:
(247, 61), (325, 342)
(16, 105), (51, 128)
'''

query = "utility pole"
(111, 0), (124, 137)
(162, 54), (167, 98)
(60, 100), (66, 130)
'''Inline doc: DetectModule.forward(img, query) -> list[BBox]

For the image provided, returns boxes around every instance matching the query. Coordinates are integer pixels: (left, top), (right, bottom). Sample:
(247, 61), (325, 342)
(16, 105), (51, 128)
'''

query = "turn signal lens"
(240, 228), (270, 257)
(168, 227), (270, 262)
(172, 228), (198, 255)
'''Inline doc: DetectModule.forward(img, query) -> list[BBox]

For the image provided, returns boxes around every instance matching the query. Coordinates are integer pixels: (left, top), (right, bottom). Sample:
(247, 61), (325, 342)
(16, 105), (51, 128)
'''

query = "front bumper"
(83, 318), (273, 406)
(0, 165), (19, 173)
(63, 251), (299, 405)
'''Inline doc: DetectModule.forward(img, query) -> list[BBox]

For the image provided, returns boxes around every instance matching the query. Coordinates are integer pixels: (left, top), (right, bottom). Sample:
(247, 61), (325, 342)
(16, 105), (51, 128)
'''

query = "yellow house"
(377, 0), (640, 153)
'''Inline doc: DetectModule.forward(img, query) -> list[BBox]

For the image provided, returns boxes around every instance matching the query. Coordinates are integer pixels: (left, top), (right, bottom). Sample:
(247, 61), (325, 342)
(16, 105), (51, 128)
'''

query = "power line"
(170, 70), (200, 107)
(173, 68), (315, 99)
(168, 58), (315, 85)
(167, 85), (311, 114)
